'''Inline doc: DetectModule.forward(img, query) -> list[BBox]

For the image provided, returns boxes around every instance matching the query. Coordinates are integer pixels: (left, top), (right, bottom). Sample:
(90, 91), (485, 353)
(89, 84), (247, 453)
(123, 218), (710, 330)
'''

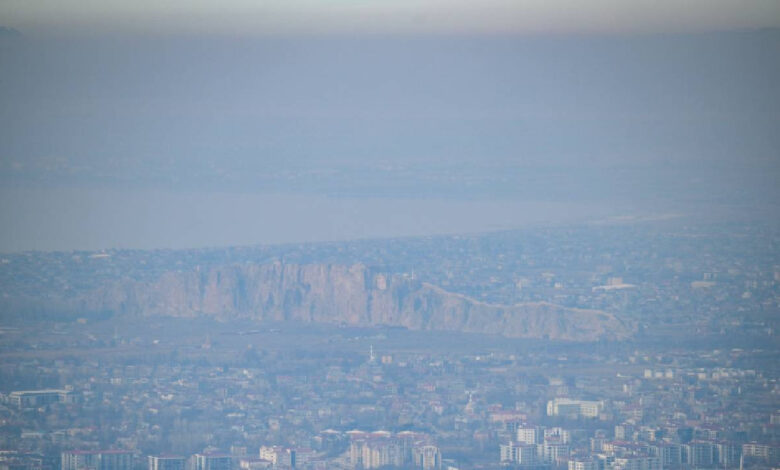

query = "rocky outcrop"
(60, 263), (633, 341)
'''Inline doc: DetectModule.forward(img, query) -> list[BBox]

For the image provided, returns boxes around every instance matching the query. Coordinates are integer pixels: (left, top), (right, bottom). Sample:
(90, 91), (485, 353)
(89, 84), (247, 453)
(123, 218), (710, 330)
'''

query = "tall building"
(569, 458), (598, 470)
(362, 440), (402, 469)
(741, 442), (779, 463)
(293, 448), (316, 468)
(517, 426), (544, 445)
(193, 453), (231, 470)
(500, 442), (538, 465)
(11, 389), (73, 408)
(539, 442), (570, 464)
(615, 425), (635, 441)
(61, 450), (133, 470)
(238, 458), (273, 469)
(651, 443), (681, 467)
(682, 442), (716, 467)
(546, 398), (604, 418)
(716, 443), (742, 467)
(148, 455), (186, 470)
(259, 446), (294, 467)
(350, 439), (403, 468)
(412, 445), (441, 470)
(545, 427), (571, 444)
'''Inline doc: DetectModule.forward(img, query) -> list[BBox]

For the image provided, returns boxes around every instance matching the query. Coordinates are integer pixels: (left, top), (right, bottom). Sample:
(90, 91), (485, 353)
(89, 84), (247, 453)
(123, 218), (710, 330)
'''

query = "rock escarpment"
(66, 263), (634, 341)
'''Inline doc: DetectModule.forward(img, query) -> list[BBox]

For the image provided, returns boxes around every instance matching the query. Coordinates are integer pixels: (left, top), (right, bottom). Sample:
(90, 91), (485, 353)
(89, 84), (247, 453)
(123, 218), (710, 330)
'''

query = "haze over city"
(0, 2), (778, 470)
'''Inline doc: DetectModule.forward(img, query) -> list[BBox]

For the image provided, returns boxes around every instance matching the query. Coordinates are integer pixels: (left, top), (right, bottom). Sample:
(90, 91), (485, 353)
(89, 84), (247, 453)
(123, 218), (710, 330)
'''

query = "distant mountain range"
(16, 262), (635, 341)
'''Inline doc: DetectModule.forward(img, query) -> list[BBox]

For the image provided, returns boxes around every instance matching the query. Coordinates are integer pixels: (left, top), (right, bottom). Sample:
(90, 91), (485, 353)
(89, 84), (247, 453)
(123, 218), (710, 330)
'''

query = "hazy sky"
(2, 0), (780, 36)
(0, 2), (779, 252)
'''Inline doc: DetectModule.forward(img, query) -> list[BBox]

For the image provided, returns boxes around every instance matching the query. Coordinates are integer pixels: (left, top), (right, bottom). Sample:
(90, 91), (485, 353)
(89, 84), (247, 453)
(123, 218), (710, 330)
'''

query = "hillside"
(47, 263), (634, 341)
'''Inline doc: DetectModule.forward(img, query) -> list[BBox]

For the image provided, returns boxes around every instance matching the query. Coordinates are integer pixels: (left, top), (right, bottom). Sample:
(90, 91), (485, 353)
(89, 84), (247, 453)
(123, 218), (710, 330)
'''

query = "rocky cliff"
(59, 263), (633, 341)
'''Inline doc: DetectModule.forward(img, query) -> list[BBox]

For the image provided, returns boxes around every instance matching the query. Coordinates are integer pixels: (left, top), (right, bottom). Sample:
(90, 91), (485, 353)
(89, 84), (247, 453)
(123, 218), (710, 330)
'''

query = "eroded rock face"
(57, 263), (634, 341)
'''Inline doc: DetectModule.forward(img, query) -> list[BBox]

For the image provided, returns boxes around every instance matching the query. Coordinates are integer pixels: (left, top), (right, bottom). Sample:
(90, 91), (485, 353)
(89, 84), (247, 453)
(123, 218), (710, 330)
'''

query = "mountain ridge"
(8, 262), (634, 341)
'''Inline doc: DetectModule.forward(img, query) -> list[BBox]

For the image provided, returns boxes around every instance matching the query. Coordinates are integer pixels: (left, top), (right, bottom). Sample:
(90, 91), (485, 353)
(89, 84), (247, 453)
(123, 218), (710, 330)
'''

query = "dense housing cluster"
(0, 221), (777, 469)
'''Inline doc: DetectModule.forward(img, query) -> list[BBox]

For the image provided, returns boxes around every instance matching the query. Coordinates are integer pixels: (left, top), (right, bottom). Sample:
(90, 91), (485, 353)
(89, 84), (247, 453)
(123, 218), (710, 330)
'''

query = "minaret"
(369, 344), (375, 363)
